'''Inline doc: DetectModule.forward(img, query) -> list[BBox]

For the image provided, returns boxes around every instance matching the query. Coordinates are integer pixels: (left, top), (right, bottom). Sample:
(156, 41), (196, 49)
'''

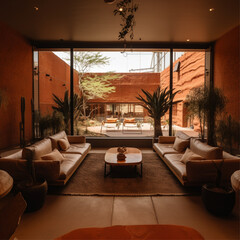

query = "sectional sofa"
(0, 131), (91, 186)
(153, 132), (240, 186)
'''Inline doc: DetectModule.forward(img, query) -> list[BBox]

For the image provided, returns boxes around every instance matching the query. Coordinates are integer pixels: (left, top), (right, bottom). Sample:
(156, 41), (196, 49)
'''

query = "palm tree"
(136, 87), (179, 137)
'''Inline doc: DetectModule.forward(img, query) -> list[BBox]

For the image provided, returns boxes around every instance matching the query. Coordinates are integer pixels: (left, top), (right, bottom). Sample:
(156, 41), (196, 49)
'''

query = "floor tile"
(112, 197), (157, 225)
(152, 196), (239, 240)
(12, 195), (113, 240)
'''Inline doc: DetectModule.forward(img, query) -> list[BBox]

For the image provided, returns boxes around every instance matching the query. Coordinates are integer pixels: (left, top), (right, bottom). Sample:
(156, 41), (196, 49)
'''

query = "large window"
(33, 49), (209, 139)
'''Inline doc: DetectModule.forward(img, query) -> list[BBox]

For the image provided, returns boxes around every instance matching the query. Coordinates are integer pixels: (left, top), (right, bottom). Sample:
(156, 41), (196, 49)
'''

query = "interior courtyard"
(0, 0), (239, 239)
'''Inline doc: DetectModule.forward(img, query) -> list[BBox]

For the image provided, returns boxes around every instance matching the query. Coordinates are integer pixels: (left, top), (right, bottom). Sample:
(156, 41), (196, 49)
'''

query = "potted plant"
(136, 86), (179, 139)
(201, 163), (235, 216)
(185, 85), (226, 145)
(17, 154), (48, 212)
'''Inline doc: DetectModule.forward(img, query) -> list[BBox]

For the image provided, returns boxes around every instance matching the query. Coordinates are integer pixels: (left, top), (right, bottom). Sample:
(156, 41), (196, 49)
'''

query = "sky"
(53, 51), (184, 73)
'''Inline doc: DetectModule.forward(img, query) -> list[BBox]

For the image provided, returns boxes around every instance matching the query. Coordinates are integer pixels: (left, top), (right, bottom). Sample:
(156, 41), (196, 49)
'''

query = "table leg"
(140, 162), (143, 177)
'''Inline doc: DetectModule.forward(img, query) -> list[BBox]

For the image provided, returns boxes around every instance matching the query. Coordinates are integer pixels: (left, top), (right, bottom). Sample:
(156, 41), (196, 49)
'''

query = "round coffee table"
(104, 147), (142, 177)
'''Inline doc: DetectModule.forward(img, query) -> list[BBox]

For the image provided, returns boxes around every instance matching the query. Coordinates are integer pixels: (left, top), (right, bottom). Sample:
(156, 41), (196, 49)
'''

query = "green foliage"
(82, 73), (119, 100)
(113, 0), (139, 40)
(39, 111), (64, 138)
(52, 90), (83, 133)
(136, 87), (179, 137)
(184, 86), (206, 139)
(73, 52), (110, 74)
(216, 115), (240, 154)
(185, 86), (226, 145)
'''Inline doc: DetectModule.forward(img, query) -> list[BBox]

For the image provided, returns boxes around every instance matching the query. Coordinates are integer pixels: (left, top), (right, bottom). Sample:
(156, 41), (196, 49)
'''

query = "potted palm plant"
(136, 86), (179, 138)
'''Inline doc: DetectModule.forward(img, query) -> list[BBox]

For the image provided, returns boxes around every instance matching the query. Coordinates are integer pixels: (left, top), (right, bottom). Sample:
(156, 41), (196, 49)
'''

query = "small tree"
(216, 115), (240, 154)
(184, 86), (206, 140)
(185, 85), (226, 146)
(136, 87), (179, 137)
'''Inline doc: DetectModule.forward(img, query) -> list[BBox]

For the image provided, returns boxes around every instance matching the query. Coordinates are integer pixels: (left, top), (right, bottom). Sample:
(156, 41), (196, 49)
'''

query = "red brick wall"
(39, 52), (79, 115)
(0, 22), (33, 149)
(214, 25), (240, 122)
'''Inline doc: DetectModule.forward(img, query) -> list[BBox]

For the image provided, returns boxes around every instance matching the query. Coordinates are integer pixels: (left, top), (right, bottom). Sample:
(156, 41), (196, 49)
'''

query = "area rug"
(48, 153), (200, 196)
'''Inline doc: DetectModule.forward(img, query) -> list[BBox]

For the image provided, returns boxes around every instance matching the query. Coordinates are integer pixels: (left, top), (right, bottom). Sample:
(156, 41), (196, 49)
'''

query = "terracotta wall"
(0, 22), (33, 149)
(39, 52), (79, 115)
(214, 25), (240, 122)
(160, 52), (205, 127)
(90, 72), (160, 103)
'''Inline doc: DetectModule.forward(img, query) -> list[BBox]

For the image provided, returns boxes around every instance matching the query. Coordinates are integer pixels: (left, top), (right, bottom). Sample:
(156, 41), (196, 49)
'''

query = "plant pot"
(17, 178), (48, 212)
(201, 184), (235, 216)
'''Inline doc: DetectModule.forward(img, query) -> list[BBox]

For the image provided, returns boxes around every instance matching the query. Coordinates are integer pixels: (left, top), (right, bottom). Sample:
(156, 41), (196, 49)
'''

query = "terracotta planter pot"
(201, 184), (235, 216)
(17, 178), (48, 212)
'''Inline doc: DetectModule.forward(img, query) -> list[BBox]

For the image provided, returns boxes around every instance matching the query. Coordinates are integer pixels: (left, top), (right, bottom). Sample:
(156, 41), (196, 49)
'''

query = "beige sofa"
(0, 131), (91, 186)
(153, 132), (240, 186)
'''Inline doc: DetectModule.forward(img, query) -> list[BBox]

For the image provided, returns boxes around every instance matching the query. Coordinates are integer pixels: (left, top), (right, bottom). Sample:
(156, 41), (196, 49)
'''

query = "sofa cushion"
(180, 148), (205, 164)
(58, 137), (70, 151)
(106, 118), (118, 123)
(190, 138), (223, 159)
(49, 131), (68, 150)
(41, 149), (64, 162)
(153, 143), (178, 156)
(173, 137), (189, 152)
(59, 153), (82, 180)
(164, 153), (187, 180)
(22, 138), (52, 160)
(175, 131), (191, 140)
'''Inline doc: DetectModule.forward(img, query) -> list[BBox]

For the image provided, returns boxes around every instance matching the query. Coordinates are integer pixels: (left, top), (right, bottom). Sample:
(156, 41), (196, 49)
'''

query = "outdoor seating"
(122, 118), (142, 134)
(101, 118), (119, 132)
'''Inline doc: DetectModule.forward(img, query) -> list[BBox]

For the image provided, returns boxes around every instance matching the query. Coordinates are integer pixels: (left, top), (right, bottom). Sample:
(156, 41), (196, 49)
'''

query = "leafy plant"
(113, 0), (139, 40)
(52, 90), (82, 133)
(216, 114), (240, 154)
(184, 86), (206, 140)
(185, 86), (226, 146)
(136, 87), (179, 137)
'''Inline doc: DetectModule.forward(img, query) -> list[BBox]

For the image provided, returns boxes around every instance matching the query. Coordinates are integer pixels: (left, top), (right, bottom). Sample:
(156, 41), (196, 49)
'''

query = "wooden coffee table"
(104, 147), (142, 177)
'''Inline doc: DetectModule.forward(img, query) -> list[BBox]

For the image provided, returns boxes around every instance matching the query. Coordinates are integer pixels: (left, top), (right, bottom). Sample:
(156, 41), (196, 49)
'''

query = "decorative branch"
(113, 0), (138, 40)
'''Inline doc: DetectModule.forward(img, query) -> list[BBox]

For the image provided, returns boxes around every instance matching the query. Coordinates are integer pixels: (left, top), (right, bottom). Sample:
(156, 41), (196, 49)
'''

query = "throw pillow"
(41, 149), (64, 162)
(173, 137), (189, 152)
(180, 148), (205, 164)
(58, 137), (70, 151)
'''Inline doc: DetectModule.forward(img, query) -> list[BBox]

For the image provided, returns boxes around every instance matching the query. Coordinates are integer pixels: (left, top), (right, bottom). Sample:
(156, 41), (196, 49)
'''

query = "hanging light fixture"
(104, 0), (116, 4)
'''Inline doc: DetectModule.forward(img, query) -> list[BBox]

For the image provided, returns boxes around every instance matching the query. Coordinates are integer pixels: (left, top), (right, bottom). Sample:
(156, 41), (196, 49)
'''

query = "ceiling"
(0, 0), (239, 44)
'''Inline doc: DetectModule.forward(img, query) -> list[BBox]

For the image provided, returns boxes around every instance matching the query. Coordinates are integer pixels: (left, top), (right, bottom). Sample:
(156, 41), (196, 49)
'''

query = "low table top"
(105, 147), (142, 165)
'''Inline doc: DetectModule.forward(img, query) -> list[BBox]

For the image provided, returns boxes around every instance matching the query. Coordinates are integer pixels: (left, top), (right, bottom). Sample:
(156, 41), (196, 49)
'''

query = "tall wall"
(160, 52), (205, 127)
(214, 25), (240, 122)
(39, 52), (79, 115)
(0, 22), (33, 150)
(91, 73), (160, 103)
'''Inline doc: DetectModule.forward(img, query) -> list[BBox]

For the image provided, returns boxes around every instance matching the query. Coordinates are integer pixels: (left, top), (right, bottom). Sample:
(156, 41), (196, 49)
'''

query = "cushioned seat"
(59, 154), (82, 180)
(154, 143), (178, 156)
(64, 143), (91, 154)
(164, 154), (187, 181)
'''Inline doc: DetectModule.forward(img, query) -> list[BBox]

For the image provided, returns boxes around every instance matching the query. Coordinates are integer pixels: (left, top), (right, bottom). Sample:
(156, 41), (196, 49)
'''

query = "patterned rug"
(48, 153), (200, 196)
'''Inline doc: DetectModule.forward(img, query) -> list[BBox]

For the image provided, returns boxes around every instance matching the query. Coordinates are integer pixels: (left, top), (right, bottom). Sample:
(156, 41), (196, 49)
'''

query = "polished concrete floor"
(11, 195), (239, 240)
(10, 149), (240, 240)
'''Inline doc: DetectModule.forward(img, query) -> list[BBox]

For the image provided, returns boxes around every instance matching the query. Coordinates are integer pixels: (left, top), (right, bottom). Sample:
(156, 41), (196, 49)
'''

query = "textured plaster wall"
(39, 52), (79, 115)
(0, 22), (32, 149)
(214, 25), (240, 122)
(91, 72), (160, 103)
(160, 52), (205, 127)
